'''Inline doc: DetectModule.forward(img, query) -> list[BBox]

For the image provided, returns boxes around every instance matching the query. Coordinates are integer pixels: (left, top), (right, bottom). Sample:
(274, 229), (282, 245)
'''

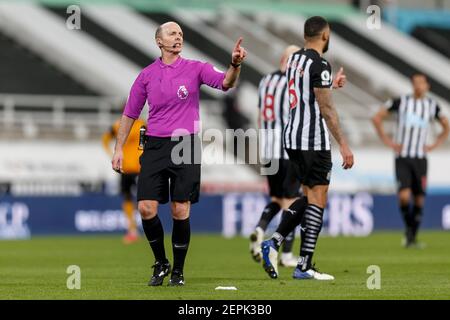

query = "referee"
(111, 21), (247, 286)
(372, 73), (449, 247)
(249, 45), (302, 267)
(260, 16), (353, 280)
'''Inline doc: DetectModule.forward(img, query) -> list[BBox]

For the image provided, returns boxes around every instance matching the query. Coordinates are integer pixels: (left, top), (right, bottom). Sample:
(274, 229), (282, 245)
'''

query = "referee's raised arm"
(222, 37), (247, 89)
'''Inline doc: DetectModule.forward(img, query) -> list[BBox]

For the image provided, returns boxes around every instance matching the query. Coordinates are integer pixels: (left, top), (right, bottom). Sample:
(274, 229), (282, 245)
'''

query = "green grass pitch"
(1, 231), (449, 299)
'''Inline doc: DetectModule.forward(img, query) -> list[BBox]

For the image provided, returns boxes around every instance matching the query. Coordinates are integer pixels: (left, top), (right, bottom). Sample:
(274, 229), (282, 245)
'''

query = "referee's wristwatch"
(230, 61), (241, 68)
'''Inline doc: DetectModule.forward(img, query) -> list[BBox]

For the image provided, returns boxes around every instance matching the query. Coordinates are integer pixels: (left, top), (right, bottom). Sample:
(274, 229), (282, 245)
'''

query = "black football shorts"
(286, 149), (332, 188)
(264, 159), (301, 198)
(137, 134), (201, 204)
(120, 173), (138, 198)
(395, 157), (427, 195)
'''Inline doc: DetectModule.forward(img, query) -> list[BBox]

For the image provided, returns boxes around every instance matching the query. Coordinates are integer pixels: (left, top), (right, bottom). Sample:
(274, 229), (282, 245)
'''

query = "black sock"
(282, 230), (295, 253)
(172, 218), (191, 273)
(411, 205), (423, 240)
(257, 202), (281, 231)
(281, 211), (295, 253)
(271, 196), (308, 249)
(400, 204), (414, 241)
(298, 204), (324, 271)
(142, 216), (167, 263)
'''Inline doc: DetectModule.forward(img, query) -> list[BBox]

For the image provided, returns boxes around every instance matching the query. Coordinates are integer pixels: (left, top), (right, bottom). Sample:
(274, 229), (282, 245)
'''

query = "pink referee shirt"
(123, 56), (228, 137)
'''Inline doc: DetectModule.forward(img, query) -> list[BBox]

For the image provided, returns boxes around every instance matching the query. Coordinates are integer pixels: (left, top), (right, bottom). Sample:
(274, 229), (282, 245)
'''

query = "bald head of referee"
(155, 21), (184, 56)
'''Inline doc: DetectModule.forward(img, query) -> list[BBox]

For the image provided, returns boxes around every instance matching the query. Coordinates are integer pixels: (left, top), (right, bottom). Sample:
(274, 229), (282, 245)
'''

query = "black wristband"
(230, 62), (241, 68)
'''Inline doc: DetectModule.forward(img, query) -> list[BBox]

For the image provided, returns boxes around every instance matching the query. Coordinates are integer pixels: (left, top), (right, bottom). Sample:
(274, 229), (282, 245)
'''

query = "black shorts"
(286, 149), (332, 188)
(395, 157), (427, 195)
(120, 173), (138, 198)
(137, 134), (201, 204)
(265, 159), (301, 198)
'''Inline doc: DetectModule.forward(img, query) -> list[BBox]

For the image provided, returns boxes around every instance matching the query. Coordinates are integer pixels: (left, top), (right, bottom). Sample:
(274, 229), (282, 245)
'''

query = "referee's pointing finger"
(234, 37), (243, 50)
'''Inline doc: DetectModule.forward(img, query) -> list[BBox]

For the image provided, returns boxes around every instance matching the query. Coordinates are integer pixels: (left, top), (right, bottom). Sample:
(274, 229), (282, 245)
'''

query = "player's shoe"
(293, 264), (334, 280)
(123, 231), (139, 244)
(261, 239), (279, 279)
(148, 261), (171, 286)
(279, 252), (298, 267)
(402, 237), (426, 249)
(168, 270), (185, 286)
(249, 227), (264, 262)
(401, 237), (412, 248)
(402, 228), (424, 248)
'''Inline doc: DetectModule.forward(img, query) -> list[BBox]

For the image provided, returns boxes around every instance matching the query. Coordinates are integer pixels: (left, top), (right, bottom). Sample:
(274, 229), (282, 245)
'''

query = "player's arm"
(222, 37), (247, 89)
(102, 128), (115, 157)
(112, 115), (135, 173)
(426, 114), (449, 152)
(314, 87), (354, 169)
(371, 104), (402, 153)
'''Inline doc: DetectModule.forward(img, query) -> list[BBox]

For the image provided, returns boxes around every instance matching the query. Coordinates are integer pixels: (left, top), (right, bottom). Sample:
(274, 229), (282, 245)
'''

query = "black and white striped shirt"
(284, 48), (333, 151)
(258, 70), (289, 160)
(386, 95), (441, 158)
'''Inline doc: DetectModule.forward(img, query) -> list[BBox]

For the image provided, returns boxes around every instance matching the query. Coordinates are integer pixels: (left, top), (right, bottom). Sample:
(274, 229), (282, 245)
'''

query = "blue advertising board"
(0, 193), (449, 239)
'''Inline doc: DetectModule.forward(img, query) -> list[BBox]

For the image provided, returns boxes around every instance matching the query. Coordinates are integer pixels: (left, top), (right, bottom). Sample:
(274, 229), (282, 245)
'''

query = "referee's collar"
(158, 56), (183, 69)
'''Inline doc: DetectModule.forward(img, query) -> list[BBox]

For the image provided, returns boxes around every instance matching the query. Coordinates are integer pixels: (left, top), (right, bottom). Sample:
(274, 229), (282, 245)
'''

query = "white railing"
(0, 94), (125, 139)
